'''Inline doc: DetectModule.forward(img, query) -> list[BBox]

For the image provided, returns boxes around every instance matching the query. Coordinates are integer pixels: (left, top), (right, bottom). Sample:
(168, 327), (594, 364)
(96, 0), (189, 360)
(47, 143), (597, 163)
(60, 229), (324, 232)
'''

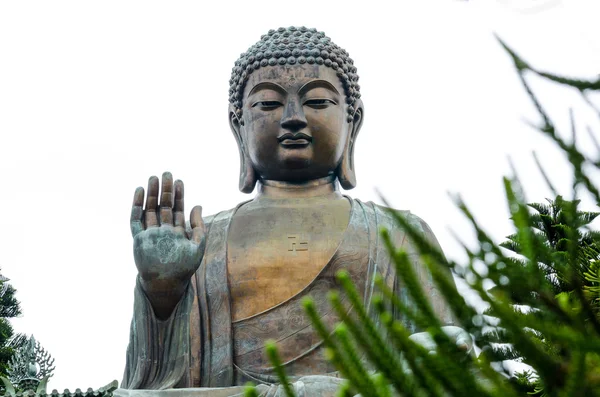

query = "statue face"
(233, 63), (360, 184)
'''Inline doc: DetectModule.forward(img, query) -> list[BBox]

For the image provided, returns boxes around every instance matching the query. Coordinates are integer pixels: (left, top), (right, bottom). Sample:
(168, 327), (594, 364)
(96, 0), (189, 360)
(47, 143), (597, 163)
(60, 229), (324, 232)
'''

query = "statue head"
(228, 27), (364, 193)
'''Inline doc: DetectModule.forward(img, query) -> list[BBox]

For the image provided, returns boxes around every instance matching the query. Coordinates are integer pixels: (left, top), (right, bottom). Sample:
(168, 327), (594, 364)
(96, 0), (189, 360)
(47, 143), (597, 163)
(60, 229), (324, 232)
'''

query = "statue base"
(113, 387), (246, 397)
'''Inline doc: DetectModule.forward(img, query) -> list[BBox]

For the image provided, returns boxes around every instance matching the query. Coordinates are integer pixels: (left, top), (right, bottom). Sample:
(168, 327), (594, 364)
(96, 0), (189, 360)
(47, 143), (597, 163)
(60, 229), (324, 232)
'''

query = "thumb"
(190, 205), (205, 245)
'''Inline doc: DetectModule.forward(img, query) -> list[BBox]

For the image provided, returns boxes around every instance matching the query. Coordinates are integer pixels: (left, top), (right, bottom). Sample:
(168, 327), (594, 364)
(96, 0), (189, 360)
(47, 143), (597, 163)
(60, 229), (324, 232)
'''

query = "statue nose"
(280, 99), (308, 131)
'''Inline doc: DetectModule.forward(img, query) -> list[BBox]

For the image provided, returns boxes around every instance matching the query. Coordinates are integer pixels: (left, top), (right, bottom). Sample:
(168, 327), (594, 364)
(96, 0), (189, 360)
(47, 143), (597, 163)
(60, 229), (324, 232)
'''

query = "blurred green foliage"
(245, 39), (600, 396)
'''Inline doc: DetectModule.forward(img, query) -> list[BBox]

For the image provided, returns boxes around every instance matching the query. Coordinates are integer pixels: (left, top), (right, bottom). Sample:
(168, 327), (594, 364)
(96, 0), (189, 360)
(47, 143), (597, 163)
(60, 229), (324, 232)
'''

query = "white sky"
(0, 0), (599, 391)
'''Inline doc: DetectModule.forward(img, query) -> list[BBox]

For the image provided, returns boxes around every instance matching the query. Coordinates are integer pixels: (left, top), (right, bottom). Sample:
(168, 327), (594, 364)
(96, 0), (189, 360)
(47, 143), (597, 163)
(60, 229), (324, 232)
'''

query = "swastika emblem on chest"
(287, 234), (309, 253)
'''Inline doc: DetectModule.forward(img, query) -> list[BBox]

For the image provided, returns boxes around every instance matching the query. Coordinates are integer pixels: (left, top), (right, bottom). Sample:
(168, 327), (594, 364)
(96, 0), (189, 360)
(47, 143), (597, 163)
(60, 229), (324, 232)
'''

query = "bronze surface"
(122, 27), (462, 396)
(228, 177), (351, 320)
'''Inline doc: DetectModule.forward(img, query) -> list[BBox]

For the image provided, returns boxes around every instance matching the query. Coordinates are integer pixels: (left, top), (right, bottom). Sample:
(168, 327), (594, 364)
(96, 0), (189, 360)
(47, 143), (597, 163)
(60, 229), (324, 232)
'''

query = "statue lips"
(277, 132), (312, 148)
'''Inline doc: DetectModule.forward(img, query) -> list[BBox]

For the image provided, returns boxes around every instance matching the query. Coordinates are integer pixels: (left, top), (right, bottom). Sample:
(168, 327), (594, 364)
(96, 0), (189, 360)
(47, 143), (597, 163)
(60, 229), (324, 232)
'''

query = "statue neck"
(255, 175), (343, 200)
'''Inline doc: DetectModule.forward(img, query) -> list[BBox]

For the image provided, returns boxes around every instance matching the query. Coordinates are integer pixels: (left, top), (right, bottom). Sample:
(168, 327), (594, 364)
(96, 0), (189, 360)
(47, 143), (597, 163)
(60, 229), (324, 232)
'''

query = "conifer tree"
(488, 197), (600, 383)
(0, 272), (22, 377)
(501, 196), (600, 295)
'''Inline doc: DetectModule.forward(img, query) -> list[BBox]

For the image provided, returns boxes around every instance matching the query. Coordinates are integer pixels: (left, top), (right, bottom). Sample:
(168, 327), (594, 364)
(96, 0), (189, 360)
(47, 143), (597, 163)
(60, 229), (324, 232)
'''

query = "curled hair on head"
(228, 26), (361, 125)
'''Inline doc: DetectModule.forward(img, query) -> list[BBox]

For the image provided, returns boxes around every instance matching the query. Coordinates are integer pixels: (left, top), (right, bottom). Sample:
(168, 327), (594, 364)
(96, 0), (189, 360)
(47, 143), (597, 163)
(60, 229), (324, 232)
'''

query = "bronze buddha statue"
(120, 27), (469, 397)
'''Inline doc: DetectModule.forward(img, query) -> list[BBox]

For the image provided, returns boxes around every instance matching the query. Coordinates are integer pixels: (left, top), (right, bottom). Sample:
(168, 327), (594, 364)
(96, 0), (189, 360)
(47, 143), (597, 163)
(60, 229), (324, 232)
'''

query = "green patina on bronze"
(120, 27), (471, 397)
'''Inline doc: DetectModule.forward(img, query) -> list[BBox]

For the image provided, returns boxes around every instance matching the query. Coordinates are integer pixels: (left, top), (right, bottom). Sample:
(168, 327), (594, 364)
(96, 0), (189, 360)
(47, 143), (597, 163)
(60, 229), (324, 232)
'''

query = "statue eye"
(252, 101), (282, 110)
(303, 99), (336, 109)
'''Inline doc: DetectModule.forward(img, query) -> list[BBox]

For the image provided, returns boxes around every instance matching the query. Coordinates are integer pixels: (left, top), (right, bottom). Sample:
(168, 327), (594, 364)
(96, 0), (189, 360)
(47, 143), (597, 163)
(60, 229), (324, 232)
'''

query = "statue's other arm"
(399, 213), (473, 355)
(370, 204), (470, 352)
(412, 215), (457, 326)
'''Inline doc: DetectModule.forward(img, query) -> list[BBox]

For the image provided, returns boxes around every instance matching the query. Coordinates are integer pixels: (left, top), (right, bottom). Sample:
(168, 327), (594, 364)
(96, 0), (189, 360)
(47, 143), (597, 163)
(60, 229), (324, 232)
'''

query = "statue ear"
(229, 108), (257, 193)
(337, 100), (364, 190)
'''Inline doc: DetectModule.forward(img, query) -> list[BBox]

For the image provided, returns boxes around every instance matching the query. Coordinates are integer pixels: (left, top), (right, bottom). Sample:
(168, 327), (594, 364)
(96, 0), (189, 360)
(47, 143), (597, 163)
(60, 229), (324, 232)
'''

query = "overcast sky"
(0, 0), (599, 391)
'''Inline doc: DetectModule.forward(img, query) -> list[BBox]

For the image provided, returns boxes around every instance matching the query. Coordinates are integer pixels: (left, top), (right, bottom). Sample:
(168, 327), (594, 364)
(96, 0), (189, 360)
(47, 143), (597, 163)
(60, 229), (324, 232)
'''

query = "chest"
(227, 201), (350, 321)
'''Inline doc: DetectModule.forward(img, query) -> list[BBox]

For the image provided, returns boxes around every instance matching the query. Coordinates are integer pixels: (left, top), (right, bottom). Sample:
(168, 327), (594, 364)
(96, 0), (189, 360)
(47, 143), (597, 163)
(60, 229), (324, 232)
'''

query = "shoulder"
(352, 199), (440, 245)
(351, 201), (449, 284)
(352, 199), (431, 234)
(185, 206), (240, 235)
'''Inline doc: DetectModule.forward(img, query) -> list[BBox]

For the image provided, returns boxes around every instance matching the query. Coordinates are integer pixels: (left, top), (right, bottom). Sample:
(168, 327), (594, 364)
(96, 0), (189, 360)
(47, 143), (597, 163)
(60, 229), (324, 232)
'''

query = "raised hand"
(130, 172), (206, 319)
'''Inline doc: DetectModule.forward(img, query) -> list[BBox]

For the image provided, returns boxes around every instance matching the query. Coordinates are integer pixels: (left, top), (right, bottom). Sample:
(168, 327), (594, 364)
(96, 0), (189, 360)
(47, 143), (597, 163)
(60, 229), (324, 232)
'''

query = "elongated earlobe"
(229, 110), (257, 193)
(338, 149), (356, 190)
(238, 149), (257, 193)
(338, 104), (364, 190)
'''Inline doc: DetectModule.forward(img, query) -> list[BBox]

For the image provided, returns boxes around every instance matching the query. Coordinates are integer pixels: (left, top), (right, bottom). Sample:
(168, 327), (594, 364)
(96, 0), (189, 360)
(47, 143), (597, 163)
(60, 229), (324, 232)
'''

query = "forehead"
(243, 64), (344, 98)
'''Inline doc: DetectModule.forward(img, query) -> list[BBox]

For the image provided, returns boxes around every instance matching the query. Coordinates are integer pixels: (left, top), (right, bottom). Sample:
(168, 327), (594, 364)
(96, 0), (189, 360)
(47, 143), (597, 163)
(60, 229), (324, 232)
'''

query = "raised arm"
(123, 172), (206, 389)
(130, 172), (206, 319)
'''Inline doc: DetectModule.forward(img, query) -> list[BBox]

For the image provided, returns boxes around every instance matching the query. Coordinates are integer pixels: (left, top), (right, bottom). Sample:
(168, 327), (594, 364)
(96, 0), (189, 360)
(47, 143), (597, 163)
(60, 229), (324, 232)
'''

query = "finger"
(159, 171), (174, 226)
(174, 180), (185, 229)
(190, 205), (205, 244)
(145, 176), (159, 228)
(130, 187), (145, 237)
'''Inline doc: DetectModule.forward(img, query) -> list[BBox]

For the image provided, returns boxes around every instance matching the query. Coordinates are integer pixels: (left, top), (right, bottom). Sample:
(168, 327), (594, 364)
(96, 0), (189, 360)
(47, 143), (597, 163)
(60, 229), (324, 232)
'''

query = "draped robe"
(121, 199), (455, 392)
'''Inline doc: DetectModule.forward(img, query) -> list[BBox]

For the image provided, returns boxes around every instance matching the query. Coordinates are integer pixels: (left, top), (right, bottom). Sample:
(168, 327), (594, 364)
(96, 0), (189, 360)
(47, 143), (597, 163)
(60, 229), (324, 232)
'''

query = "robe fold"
(122, 199), (455, 390)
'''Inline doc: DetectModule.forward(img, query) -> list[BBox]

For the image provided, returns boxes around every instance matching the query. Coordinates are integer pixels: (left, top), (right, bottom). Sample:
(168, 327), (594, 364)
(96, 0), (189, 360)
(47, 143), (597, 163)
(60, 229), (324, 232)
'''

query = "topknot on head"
(229, 27), (361, 124)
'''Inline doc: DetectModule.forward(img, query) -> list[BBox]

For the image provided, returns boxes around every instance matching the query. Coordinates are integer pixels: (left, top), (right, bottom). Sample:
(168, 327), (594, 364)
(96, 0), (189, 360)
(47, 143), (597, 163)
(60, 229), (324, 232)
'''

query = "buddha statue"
(119, 27), (471, 397)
